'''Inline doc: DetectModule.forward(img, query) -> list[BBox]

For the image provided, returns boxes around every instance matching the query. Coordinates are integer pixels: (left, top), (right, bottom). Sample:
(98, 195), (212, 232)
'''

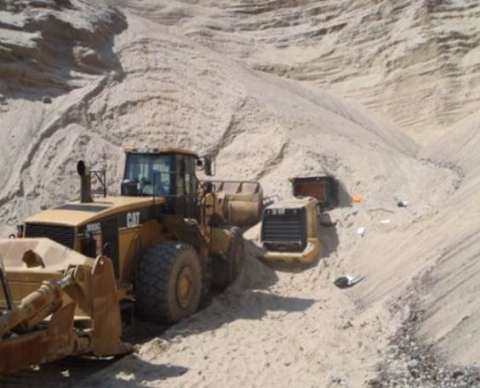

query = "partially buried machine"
(260, 176), (339, 264)
(0, 147), (263, 374)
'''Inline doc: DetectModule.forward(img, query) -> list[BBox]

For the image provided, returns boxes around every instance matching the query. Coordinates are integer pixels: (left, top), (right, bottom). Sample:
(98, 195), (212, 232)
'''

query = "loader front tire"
(135, 242), (202, 324)
(212, 227), (245, 289)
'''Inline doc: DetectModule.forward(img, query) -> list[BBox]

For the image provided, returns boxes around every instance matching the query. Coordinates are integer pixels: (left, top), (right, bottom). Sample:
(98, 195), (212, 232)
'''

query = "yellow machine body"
(260, 197), (321, 264)
(0, 148), (263, 374)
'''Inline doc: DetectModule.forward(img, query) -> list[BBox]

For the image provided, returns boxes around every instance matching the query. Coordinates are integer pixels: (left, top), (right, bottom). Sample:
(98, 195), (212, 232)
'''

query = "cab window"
(124, 154), (172, 195)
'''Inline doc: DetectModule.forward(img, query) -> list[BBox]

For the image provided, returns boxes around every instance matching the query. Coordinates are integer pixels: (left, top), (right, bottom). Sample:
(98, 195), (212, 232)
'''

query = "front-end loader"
(0, 147), (263, 374)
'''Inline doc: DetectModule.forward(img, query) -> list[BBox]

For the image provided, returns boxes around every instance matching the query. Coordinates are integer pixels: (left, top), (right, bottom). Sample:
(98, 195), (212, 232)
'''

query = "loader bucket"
(0, 239), (131, 374)
(0, 238), (92, 305)
(207, 180), (264, 226)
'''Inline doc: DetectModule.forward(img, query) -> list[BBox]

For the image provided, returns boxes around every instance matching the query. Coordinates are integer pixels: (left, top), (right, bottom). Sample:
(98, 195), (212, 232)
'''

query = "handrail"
(0, 258), (13, 311)
(90, 170), (107, 198)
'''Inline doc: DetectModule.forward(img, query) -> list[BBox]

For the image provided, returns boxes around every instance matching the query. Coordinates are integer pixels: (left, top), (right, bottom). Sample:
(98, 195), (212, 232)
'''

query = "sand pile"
(121, 0), (480, 143)
(0, 0), (126, 95)
(1, 1), (480, 387)
(0, 3), (454, 239)
(0, 0), (127, 236)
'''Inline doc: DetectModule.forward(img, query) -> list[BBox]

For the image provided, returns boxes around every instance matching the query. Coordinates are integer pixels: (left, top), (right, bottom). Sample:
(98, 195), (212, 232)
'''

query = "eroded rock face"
(0, 0), (127, 97)
(3, 0), (478, 155)
(122, 0), (480, 142)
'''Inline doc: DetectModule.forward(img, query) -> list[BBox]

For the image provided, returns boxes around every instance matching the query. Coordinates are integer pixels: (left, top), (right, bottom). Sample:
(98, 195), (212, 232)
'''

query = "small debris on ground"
(356, 227), (366, 236)
(334, 275), (364, 289)
(350, 194), (363, 203)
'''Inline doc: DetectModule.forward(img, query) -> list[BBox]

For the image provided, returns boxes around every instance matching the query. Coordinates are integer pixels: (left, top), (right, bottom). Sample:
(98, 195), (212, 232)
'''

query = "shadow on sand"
(167, 239), (316, 337)
(0, 239), (314, 387)
(78, 356), (189, 388)
(2, 7), (127, 102)
(169, 288), (316, 338)
(0, 336), (189, 388)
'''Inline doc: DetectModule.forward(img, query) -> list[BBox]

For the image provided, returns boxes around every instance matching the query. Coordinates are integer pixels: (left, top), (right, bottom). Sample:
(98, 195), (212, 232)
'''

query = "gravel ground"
(367, 299), (480, 388)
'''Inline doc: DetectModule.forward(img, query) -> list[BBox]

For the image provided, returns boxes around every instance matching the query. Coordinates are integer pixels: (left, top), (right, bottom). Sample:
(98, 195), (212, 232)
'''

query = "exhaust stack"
(77, 160), (93, 203)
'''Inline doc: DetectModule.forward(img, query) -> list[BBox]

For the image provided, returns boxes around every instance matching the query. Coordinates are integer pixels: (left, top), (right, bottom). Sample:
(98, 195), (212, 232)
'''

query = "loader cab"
(121, 148), (199, 218)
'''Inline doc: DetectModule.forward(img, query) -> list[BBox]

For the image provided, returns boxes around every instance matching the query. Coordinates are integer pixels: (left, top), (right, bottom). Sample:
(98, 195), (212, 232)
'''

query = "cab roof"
(267, 197), (318, 209)
(124, 147), (199, 158)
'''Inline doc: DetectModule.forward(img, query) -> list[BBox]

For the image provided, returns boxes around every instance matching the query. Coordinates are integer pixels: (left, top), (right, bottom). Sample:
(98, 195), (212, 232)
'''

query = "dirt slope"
(120, 0), (480, 144)
(0, 0), (126, 94)
(410, 113), (480, 366)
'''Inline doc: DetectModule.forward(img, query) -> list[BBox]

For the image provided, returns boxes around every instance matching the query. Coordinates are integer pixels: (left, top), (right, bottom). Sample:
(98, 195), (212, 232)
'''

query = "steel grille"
(261, 208), (306, 252)
(262, 217), (304, 242)
(25, 223), (75, 248)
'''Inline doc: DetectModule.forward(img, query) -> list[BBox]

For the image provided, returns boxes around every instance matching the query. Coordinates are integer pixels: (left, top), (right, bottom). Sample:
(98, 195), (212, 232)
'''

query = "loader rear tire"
(135, 242), (202, 324)
(212, 227), (244, 289)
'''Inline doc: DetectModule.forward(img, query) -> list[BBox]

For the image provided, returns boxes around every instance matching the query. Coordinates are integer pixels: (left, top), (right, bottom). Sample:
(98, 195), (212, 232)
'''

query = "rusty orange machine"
(0, 148), (263, 374)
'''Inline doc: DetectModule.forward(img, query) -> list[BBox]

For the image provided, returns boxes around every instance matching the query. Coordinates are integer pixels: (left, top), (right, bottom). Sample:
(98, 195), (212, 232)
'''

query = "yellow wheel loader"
(0, 148), (263, 374)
